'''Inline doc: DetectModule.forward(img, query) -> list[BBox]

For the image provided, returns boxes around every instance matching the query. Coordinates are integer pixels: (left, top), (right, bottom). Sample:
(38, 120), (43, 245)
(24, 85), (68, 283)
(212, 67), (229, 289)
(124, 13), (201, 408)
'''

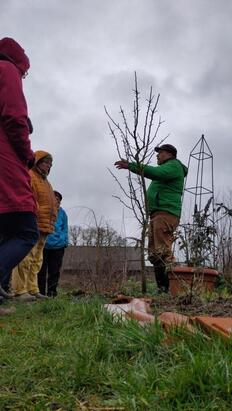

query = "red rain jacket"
(0, 38), (36, 214)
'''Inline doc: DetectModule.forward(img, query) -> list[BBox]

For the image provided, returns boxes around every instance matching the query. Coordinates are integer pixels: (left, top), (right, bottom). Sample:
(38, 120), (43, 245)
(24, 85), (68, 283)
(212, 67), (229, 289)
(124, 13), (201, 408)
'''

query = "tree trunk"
(140, 227), (147, 294)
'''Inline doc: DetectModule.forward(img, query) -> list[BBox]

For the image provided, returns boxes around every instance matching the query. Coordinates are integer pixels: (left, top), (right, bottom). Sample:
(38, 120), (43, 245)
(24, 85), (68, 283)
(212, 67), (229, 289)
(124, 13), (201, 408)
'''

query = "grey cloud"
(0, 0), (231, 234)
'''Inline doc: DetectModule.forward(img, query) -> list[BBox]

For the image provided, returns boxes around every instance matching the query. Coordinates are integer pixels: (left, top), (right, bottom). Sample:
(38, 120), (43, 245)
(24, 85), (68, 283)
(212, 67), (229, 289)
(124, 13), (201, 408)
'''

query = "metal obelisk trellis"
(185, 134), (214, 213)
(180, 134), (216, 267)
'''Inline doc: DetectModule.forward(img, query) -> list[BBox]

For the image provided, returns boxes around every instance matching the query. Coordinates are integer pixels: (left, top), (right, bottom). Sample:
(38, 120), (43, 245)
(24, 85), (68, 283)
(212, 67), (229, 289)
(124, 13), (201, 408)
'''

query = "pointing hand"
(114, 159), (129, 170)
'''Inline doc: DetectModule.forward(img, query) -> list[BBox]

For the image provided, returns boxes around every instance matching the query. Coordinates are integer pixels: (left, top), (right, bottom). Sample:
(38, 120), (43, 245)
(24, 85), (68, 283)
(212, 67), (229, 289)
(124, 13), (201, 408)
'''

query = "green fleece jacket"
(129, 158), (188, 217)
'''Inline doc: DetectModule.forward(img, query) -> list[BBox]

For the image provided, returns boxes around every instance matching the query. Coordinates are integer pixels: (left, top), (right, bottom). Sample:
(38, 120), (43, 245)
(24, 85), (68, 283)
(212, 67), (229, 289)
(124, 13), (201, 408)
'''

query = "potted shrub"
(168, 198), (219, 296)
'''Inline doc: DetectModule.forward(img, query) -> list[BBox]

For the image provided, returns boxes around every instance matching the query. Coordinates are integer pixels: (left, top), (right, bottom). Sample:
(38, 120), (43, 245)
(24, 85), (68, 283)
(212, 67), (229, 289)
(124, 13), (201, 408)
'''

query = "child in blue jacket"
(37, 191), (68, 297)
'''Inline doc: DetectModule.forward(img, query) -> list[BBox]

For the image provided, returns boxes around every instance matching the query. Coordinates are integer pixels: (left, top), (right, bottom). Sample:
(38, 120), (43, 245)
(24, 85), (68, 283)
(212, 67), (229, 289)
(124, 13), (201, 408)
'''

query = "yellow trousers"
(11, 235), (47, 295)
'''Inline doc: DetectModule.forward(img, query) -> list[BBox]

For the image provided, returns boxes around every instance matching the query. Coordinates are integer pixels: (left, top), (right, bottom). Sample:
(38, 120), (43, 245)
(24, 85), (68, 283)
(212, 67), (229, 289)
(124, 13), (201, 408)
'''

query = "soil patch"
(151, 295), (232, 317)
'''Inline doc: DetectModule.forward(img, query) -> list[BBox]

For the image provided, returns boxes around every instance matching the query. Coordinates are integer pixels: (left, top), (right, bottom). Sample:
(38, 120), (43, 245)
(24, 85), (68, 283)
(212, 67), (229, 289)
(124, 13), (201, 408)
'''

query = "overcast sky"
(2, 0), (232, 238)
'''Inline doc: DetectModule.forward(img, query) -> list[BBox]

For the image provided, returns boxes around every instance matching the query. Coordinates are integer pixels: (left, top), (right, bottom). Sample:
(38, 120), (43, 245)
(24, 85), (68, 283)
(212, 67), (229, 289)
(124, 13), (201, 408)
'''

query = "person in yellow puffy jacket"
(11, 151), (57, 301)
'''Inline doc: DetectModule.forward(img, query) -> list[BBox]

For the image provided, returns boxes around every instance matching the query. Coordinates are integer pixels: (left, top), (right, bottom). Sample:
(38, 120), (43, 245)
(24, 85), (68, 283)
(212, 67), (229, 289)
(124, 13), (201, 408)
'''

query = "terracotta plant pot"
(168, 265), (218, 296)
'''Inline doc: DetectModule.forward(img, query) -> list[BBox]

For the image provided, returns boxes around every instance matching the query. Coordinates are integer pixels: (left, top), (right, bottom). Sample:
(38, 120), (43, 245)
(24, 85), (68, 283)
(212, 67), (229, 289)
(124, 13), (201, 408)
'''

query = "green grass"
(1, 296), (232, 410)
(120, 278), (156, 297)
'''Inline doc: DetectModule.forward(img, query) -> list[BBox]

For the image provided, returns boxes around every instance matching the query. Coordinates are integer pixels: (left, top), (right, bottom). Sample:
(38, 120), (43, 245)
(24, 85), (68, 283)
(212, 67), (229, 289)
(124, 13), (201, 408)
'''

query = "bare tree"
(69, 225), (80, 246)
(70, 223), (127, 247)
(105, 72), (165, 293)
(215, 196), (232, 277)
(68, 209), (128, 292)
(216, 213), (232, 276)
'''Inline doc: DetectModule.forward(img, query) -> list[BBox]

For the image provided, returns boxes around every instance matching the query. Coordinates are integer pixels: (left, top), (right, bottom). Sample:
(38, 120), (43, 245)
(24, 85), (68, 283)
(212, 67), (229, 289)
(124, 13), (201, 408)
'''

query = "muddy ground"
(60, 273), (232, 317)
(150, 294), (232, 317)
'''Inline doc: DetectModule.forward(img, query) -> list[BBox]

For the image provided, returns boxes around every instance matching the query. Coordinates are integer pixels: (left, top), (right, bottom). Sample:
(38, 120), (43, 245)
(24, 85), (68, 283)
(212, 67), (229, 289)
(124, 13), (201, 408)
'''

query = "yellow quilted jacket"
(29, 150), (57, 234)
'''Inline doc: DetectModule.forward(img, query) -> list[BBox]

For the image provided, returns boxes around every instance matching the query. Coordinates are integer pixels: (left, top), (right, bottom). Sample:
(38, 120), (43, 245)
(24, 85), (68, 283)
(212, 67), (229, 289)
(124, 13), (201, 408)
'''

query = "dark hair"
(54, 190), (62, 201)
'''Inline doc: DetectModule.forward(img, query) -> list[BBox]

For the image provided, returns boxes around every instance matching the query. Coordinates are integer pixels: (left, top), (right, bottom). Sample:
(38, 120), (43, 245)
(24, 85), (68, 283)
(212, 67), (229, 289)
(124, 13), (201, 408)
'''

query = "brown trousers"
(148, 211), (179, 266)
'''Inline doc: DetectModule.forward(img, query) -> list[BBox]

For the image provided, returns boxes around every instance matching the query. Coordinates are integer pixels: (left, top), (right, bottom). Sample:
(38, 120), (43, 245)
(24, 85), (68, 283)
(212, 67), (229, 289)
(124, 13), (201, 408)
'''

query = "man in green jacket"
(115, 144), (188, 293)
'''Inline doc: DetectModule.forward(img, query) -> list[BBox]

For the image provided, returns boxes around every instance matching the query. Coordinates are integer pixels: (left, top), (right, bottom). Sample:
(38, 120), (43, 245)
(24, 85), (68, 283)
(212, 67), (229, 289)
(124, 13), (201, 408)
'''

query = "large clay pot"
(168, 265), (218, 296)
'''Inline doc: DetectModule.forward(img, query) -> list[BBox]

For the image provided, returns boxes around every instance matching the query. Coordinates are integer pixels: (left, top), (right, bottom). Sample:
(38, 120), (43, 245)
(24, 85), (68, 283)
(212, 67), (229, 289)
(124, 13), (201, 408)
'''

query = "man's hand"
(114, 159), (129, 170)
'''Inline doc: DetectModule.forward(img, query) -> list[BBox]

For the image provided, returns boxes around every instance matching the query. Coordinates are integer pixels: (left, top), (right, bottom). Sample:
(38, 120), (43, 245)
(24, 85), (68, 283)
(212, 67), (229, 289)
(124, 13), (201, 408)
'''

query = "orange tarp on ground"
(193, 316), (232, 339)
(158, 311), (195, 333)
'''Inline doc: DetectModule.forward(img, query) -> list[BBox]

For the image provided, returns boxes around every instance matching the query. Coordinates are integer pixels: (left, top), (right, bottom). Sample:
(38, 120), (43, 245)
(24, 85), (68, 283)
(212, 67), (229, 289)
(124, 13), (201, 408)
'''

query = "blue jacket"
(45, 207), (68, 249)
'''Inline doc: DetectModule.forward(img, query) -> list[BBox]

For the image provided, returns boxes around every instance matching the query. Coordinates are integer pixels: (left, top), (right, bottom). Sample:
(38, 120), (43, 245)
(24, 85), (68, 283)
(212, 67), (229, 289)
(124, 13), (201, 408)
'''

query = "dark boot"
(0, 285), (13, 299)
(1, 271), (11, 293)
(154, 264), (169, 293)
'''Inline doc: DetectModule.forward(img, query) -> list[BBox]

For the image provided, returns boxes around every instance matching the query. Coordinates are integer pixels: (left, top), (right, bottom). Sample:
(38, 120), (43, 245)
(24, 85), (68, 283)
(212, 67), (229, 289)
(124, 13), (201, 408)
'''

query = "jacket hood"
(0, 37), (30, 76)
(163, 158), (188, 177)
(34, 150), (53, 166)
(176, 159), (188, 177)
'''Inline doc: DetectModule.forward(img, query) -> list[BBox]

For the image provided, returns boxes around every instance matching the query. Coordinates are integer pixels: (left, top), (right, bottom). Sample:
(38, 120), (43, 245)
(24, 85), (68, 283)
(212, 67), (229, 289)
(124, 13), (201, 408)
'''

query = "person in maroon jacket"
(0, 37), (39, 300)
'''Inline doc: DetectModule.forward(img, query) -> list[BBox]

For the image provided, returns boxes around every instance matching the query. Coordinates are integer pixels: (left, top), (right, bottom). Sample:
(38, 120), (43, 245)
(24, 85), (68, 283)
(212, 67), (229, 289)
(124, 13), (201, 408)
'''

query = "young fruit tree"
(105, 73), (165, 293)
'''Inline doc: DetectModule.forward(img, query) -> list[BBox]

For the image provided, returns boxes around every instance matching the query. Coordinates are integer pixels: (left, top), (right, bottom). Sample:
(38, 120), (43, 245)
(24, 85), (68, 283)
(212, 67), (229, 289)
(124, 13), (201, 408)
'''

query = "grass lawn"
(1, 293), (232, 410)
